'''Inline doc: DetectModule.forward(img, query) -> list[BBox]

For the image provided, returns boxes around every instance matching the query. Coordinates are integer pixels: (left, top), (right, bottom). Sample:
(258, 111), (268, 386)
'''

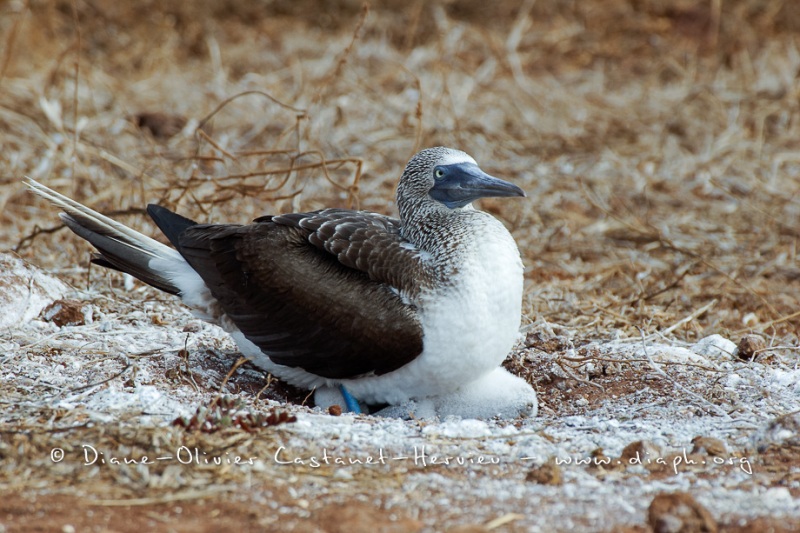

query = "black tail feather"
(147, 204), (198, 249)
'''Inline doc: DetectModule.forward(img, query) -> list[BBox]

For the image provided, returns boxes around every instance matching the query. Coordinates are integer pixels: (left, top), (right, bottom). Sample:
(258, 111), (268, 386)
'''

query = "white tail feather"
(24, 177), (182, 262)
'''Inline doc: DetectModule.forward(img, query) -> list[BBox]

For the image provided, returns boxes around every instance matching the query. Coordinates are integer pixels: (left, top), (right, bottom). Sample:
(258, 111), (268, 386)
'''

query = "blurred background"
(2, 0), (799, 343)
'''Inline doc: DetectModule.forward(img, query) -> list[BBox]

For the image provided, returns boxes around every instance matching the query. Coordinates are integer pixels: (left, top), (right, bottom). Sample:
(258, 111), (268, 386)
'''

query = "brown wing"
(173, 209), (427, 379)
(270, 209), (429, 298)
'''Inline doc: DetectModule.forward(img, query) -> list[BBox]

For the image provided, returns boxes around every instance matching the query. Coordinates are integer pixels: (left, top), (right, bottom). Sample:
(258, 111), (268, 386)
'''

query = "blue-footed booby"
(26, 147), (538, 418)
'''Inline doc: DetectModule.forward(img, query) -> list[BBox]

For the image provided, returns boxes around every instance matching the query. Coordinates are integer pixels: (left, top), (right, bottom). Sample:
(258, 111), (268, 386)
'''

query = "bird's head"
(397, 147), (525, 222)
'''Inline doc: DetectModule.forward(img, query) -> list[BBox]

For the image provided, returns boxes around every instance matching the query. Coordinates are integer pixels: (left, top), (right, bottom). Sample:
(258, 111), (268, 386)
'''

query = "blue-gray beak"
(429, 163), (526, 209)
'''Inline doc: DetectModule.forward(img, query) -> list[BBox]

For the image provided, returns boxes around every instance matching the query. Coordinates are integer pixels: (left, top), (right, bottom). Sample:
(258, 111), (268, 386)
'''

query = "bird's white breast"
(342, 213), (523, 404)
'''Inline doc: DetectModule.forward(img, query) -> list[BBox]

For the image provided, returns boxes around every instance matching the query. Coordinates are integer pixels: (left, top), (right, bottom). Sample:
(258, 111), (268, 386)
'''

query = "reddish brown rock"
(648, 492), (717, 533)
(734, 334), (767, 361)
(525, 459), (563, 485)
(691, 436), (727, 457)
(41, 299), (86, 327)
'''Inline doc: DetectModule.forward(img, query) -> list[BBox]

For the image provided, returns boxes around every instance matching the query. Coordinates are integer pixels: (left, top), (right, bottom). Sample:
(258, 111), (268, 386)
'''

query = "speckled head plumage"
(396, 147), (525, 224)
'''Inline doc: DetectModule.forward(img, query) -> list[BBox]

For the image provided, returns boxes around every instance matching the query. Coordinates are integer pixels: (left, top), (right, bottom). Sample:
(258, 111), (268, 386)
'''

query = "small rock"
(734, 334), (766, 361)
(524, 331), (569, 353)
(42, 299), (87, 327)
(648, 492), (718, 533)
(753, 411), (800, 453)
(589, 447), (613, 469)
(691, 436), (727, 457)
(525, 459), (563, 485)
(133, 111), (187, 139)
(620, 440), (662, 466)
(328, 405), (343, 416)
(691, 334), (736, 359)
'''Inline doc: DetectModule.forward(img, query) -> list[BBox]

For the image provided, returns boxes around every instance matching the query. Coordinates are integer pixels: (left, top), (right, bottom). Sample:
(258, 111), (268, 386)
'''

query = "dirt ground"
(1, 0), (800, 531)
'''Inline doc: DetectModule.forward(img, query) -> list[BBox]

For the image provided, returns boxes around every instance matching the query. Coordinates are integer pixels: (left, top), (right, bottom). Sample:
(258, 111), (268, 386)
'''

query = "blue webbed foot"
(338, 384), (362, 414)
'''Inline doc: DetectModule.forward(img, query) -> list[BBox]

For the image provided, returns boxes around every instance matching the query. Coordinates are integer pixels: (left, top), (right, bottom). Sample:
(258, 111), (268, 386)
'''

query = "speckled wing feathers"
(272, 209), (428, 298)
(174, 209), (426, 379)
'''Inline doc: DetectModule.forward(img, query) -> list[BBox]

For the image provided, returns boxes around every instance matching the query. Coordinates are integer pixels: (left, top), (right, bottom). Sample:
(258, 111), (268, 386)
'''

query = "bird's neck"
(401, 205), (487, 258)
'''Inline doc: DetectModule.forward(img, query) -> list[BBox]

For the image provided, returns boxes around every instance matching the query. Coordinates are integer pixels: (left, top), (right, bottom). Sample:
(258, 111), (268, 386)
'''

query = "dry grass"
(2, 0), (800, 531)
(4, 0), (799, 344)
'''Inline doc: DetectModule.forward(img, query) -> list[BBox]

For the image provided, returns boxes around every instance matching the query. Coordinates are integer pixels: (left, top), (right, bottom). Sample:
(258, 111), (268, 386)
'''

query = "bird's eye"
(434, 168), (445, 178)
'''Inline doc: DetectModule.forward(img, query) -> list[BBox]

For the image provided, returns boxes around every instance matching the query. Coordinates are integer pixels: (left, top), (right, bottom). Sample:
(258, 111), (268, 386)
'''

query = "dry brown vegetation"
(2, 0), (800, 531)
(5, 0), (800, 342)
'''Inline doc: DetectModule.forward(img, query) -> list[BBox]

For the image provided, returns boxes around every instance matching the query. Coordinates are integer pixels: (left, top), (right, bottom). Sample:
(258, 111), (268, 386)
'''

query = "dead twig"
(658, 300), (717, 338)
(638, 328), (730, 419)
